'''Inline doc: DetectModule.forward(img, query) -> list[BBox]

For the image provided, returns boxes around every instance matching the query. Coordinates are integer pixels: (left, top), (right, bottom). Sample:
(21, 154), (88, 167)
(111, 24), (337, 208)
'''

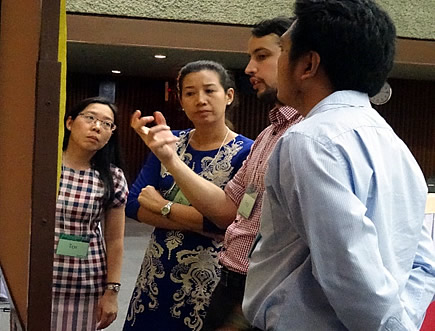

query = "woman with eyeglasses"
(52, 96), (128, 330)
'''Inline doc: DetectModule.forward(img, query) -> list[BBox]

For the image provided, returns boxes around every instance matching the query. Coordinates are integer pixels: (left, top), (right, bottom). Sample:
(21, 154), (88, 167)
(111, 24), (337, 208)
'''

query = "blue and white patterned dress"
(124, 129), (253, 331)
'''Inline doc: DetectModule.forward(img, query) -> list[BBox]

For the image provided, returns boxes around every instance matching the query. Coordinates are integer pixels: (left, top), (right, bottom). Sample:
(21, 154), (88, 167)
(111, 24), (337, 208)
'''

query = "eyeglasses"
(78, 113), (116, 131)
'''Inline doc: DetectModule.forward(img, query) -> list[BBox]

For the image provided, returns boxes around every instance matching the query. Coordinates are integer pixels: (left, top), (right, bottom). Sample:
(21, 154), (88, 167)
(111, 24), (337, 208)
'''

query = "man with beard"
(243, 1), (435, 330)
(130, 17), (303, 330)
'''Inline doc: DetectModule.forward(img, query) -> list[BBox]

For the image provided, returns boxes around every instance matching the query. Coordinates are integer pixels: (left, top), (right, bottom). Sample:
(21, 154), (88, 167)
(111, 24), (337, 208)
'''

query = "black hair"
(290, 0), (396, 97)
(63, 96), (124, 207)
(252, 16), (295, 38)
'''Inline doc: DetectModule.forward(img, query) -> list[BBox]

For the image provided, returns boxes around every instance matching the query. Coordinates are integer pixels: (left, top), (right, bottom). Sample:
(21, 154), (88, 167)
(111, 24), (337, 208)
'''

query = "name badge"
(167, 184), (191, 206)
(237, 185), (258, 219)
(173, 189), (190, 206)
(56, 233), (90, 258)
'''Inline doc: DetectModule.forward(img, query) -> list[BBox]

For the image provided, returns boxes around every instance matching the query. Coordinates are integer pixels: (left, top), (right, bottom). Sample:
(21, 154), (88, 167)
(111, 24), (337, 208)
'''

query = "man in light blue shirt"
(243, 0), (435, 330)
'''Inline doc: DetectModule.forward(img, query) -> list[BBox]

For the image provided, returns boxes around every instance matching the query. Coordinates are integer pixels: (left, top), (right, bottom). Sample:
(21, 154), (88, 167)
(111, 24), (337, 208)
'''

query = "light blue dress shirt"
(244, 91), (435, 330)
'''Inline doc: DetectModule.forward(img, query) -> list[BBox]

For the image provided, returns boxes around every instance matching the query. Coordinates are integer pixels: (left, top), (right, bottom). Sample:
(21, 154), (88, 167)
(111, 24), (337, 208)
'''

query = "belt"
(219, 266), (246, 289)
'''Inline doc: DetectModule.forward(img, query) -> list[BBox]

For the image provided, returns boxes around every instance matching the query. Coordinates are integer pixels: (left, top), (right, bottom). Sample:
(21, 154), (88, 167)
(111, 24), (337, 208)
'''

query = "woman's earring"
(227, 102), (231, 105)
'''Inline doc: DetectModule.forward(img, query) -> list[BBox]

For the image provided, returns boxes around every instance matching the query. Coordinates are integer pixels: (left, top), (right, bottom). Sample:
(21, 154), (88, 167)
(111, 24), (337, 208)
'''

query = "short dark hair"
(252, 16), (295, 38)
(290, 0), (396, 97)
(63, 96), (124, 206)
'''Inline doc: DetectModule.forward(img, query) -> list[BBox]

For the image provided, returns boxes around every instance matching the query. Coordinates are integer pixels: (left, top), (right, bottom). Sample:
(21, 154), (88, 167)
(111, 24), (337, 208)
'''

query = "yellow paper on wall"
(426, 193), (435, 214)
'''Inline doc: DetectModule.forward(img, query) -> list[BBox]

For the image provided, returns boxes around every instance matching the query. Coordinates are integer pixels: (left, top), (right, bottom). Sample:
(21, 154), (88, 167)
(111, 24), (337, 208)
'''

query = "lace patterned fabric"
(124, 129), (253, 331)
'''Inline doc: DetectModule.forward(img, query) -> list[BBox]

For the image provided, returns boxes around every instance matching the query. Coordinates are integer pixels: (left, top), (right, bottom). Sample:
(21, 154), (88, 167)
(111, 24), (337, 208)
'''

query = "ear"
(300, 51), (321, 81)
(225, 88), (235, 105)
(65, 116), (73, 131)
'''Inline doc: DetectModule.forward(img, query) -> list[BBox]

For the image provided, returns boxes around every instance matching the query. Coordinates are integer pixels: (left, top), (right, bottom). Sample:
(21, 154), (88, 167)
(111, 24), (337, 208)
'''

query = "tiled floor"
(0, 218), (154, 330)
(109, 218), (153, 330)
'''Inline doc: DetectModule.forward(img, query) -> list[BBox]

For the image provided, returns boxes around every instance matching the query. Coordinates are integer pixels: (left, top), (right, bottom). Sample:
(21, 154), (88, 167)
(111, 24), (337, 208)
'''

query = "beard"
(257, 87), (279, 105)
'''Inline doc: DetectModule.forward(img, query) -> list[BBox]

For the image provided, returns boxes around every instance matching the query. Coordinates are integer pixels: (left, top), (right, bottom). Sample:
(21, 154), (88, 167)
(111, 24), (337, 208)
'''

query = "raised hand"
(131, 110), (179, 165)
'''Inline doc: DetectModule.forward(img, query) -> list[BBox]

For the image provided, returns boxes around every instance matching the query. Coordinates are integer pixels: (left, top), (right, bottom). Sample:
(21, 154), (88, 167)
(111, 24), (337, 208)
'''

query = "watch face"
(161, 202), (173, 216)
(106, 284), (120, 292)
(370, 81), (392, 105)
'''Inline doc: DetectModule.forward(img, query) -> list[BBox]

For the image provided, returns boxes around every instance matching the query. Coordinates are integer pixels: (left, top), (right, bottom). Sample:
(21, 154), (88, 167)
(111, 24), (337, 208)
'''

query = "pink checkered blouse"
(53, 164), (128, 297)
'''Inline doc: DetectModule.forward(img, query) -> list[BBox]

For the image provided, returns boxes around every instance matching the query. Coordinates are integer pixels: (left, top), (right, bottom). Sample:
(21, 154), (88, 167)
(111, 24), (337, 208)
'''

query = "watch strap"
(105, 282), (121, 293)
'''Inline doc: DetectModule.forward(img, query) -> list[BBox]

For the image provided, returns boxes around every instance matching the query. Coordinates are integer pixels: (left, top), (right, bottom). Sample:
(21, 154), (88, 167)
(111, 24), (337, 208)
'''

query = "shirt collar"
(269, 105), (302, 127)
(306, 90), (372, 119)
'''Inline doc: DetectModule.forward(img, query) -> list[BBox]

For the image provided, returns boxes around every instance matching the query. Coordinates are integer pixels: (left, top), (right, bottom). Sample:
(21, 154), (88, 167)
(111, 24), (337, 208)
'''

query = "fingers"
(140, 186), (164, 200)
(130, 110), (179, 158)
(139, 186), (152, 199)
(130, 110), (154, 134)
(131, 110), (173, 139)
(153, 111), (167, 126)
(141, 185), (156, 193)
(96, 312), (117, 329)
(131, 110), (150, 126)
(146, 131), (179, 149)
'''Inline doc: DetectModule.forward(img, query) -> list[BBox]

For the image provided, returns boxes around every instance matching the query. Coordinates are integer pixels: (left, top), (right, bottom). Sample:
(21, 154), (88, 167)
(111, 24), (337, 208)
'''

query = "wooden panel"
(67, 73), (434, 184)
(67, 14), (251, 53)
(375, 78), (435, 179)
(66, 74), (186, 183)
(30, 59), (61, 330)
(66, 72), (268, 183)
(0, 0), (40, 328)
(66, 15), (435, 81)
(233, 92), (271, 139)
(26, 0), (64, 329)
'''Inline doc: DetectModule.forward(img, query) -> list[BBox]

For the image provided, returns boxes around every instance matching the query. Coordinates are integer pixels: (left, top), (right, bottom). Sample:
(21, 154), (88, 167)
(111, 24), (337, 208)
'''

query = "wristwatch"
(106, 283), (121, 293)
(161, 201), (174, 217)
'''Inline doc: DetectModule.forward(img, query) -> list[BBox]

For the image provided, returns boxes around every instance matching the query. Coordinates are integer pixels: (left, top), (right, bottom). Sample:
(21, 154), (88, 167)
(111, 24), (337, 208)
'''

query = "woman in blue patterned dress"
(124, 61), (253, 330)
(52, 97), (128, 330)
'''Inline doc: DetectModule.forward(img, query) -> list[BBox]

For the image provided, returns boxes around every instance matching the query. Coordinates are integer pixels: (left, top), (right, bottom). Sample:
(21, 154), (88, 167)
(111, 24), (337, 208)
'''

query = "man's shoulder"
(290, 105), (385, 137)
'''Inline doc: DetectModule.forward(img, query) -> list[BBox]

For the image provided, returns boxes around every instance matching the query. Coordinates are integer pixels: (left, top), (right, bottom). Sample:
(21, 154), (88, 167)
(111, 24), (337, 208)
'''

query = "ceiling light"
(111, 70), (121, 74)
(154, 54), (167, 59)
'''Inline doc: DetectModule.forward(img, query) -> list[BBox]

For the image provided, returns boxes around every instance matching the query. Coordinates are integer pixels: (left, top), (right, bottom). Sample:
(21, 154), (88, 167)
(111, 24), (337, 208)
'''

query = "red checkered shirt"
(221, 105), (303, 274)
(53, 164), (128, 297)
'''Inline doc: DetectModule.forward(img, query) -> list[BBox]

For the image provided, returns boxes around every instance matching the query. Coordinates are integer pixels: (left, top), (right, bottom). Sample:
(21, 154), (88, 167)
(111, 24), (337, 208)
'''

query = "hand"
(96, 291), (118, 329)
(131, 110), (179, 165)
(138, 185), (167, 214)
